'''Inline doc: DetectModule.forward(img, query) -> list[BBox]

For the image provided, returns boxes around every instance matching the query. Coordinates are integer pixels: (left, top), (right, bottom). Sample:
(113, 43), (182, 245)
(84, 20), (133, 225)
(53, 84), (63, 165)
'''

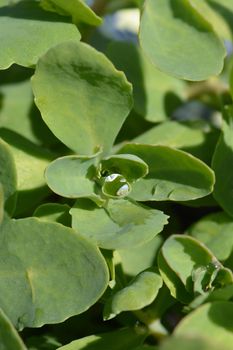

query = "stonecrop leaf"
(45, 154), (104, 205)
(100, 154), (148, 183)
(158, 235), (232, 303)
(104, 269), (163, 320)
(212, 106), (233, 217)
(57, 328), (146, 350)
(175, 302), (233, 349)
(139, 0), (226, 81)
(41, 0), (102, 26)
(33, 203), (71, 226)
(70, 198), (168, 250)
(0, 308), (27, 350)
(107, 41), (185, 122)
(32, 41), (133, 155)
(0, 129), (53, 216)
(0, 138), (17, 216)
(118, 144), (215, 202)
(0, 217), (109, 329)
(0, 1), (80, 69)
(187, 212), (233, 261)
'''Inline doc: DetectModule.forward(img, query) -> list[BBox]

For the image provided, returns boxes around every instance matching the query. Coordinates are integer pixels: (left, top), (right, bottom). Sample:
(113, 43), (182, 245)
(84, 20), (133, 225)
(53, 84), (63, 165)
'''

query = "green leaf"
(104, 269), (163, 320)
(45, 154), (104, 205)
(70, 198), (168, 250)
(139, 0), (225, 81)
(0, 217), (109, 329)
(57, 328), (146, 350)
(0, 129), (53, 216)
(0, 78), (57, 146)
(160, 335), (226, 350)
(107, 42), (185, 122)
(0, 184), (4, 224)
(118, 144), (215, 202)
(32, 41), (133, 155)
(212, 107), (233, 217)
(118, 235), (163, 276)
(175, 302), (233, 349)
(41, 0), (102, 26)
(132, 121), (220, 165)
(0, 138), (17, 215)
(100, 154), (148, 182)
(34, 203), (71, 226)
(187, 212), (233, 261)
(0, 308), (27, 350)
(0, 1), (80, 69)
(207, 0), (233, 36)
(158, 235), (232, 302)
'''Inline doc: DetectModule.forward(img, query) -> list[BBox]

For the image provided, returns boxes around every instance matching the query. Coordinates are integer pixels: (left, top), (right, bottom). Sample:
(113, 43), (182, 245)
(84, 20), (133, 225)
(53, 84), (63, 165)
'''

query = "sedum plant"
(0, 0), (233, 349)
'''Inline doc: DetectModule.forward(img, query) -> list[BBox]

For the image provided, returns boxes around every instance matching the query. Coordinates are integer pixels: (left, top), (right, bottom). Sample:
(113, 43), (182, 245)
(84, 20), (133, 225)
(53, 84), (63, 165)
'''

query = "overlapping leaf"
(32, 41), (133, 155)
(0, 1), (80, 69)
(118, 144), (215, 201)
(139, 0), (225, 80)
(0, 217), (109, 329)
(70, 198), (168, 250)
(41, 0), (102, 26)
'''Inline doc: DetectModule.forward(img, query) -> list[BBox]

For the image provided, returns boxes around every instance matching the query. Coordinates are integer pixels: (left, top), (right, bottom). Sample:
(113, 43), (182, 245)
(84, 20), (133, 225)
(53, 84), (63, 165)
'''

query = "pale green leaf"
(175, 302), (233, 349)
(0, 308), (27, 350)
(41, 0), (102, 26)
(139, 0), (225, 81)
(0, 217), (109, 329)
(70, 198), (168, 250)
(160, 335), (227, 350)
(33, 203), (71, 226)
(45, 154), (103, 205)
(0, 129), (53, 215)
(118, 235), (163, 276)
(212, 107), (233, 217)
(0, 138), (17, 215)
(107, 42), (185, 122)
(104, 269), (163, 320)
(118, 144), (215, 202)
(32, 41), (133, 155)
(187, 212), (233, 261)
(57, 328), (146, 350)
(0, 1), (80, 69)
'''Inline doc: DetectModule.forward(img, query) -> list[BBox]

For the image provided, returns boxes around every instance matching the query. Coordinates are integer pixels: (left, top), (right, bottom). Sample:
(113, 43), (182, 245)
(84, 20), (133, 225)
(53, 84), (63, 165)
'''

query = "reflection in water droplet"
(102, 173), (131, 198)
(116, 184), (130, 197)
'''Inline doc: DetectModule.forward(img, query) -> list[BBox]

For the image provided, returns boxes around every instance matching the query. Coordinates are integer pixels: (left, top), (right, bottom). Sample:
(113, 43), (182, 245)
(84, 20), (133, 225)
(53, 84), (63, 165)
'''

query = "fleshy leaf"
(0, 129), (53, 216)
(57, 328), (146, 350)
(45, 154), (103, 205)
(70, 198), (168, 250)
(118, 235), (163, 276)
(139, 0), (225, 81)
(0, 138), (17, 215)
(175, 302), (233, 349)
(213, 107), (233, 217)
(0, 1), (80, 69)
(107, 41), (185, 122)
(104, 269), (163, 320)
(100, 154), (148, 182)
(160, 335), (226, 350)
(34, 203), (71, 226)
(32, 41), (133, 155)
(0, 217), (109, 329)
(0, 308), (27, 350)
(41, 0), (102, 26)
(118, 144), (215, 202)
(133, 121), (219, 164)
(187, 212), (233, 261)
(158, 235), (232, 303)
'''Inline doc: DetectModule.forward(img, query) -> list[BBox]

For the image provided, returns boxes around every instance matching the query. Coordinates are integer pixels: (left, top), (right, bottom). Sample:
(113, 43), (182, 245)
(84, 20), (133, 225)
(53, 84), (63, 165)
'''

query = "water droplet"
(102, 173), (131, 198)
(116, 184), (130, 197)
